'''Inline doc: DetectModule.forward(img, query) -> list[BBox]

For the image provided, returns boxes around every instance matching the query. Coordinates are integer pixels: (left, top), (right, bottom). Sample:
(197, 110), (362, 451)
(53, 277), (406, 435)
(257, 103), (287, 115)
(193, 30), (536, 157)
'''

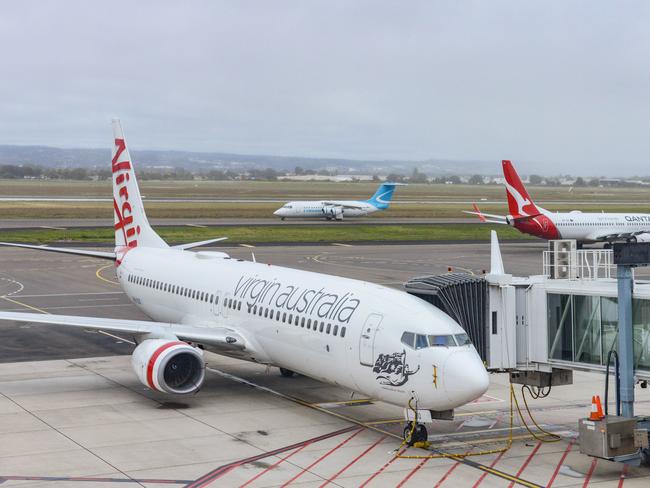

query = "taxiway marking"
(96, 264), (119, 285)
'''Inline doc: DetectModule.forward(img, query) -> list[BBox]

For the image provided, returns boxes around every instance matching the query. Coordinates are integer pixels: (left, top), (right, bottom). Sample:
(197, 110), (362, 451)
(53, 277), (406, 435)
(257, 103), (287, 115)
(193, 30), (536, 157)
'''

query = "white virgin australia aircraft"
(273, 182), (404, 221)
(0, 120), (487, 442)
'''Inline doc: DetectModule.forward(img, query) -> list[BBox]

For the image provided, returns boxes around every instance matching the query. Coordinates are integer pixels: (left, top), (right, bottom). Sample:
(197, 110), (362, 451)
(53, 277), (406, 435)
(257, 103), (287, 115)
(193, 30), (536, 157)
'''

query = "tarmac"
(1, 242), (650, 487)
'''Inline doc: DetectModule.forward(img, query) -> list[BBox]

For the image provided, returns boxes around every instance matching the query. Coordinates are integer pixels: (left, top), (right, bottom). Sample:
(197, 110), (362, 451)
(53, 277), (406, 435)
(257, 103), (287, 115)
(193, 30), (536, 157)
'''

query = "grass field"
(3, 179), (650, 201)
(0, 179), (649, 220)
(0, 224), (531, 245)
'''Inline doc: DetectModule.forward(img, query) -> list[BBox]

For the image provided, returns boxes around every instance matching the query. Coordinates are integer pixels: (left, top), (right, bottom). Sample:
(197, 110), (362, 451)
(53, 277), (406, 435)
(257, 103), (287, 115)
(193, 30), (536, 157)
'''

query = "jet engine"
(131, 339), (205, 395)
(323, 205), (344, 220)
(633, 233), (650, 243)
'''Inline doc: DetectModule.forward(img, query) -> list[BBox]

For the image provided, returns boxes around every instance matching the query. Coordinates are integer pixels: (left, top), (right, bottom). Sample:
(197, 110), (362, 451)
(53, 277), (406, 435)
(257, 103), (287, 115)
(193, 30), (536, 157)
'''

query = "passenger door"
(359, 313), (383, 366)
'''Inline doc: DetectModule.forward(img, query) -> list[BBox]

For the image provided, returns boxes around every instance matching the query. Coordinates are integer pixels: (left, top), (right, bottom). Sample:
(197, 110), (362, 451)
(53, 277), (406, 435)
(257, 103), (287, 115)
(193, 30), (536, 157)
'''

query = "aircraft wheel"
(281, 217), (285, 221)
(279, 368), (295, 378)
(403, 423), (427, 446)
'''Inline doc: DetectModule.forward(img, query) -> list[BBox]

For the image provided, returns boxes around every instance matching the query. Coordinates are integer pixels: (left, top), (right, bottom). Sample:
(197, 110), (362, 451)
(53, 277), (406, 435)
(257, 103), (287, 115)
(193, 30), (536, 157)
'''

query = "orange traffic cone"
(595, 395), (605, 419)
(589, 395), (604, 420)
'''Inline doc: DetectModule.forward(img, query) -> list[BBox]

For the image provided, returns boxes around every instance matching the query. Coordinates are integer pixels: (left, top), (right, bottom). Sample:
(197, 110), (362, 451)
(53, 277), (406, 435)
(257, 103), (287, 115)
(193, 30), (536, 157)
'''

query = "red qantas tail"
(502, 160), (540, 217)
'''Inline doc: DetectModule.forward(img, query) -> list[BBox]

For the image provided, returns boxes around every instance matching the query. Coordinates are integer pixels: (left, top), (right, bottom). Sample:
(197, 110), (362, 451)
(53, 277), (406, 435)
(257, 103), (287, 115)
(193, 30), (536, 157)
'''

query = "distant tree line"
(0, 163), (646, 187)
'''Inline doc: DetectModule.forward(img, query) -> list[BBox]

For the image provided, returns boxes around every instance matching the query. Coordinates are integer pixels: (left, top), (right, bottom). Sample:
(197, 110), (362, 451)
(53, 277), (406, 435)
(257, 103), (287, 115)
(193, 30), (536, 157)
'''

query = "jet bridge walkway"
(404, 237), (650, 383)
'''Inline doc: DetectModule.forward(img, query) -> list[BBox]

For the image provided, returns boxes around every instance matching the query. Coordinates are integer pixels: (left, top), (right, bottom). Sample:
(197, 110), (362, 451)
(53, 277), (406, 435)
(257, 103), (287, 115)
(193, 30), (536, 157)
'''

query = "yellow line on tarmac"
(1, 295), (50, 314)
(96, 264), (119, 285)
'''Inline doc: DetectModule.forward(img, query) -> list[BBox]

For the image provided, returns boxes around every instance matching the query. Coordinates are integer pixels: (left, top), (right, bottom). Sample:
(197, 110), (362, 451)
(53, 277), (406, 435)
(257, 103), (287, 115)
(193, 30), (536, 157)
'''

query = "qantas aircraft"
(0, 120), (488, 442)
(273, 182), (404, 220)
(467, 160), (650, 246)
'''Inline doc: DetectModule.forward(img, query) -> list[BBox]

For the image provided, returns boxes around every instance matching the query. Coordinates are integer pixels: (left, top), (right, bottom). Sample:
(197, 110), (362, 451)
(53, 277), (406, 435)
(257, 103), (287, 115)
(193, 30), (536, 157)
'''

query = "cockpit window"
(455, 333), (471, 346)
(401, 330), (471, 349)
(428, 335), (456, 347)
(415, 334), (428, 349)
(284, 204), (293, 209)
(400, 332), (415, 348)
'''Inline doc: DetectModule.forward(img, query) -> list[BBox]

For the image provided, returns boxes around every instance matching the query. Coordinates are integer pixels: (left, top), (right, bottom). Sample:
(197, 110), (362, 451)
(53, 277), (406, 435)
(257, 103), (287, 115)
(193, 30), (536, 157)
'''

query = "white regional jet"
(273, 182), (404, 220)
(0, 120), (488, 442)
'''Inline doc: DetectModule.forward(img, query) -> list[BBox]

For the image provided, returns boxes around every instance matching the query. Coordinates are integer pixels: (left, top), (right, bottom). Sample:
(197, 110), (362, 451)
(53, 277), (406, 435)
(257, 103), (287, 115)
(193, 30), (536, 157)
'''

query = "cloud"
(0, 0), (649, 175)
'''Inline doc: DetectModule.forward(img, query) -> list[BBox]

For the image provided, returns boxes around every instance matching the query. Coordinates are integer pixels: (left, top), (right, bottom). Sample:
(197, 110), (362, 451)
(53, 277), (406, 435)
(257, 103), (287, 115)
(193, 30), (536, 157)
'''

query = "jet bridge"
(404, 233), (650, 465)
(405, 235), (650, 383)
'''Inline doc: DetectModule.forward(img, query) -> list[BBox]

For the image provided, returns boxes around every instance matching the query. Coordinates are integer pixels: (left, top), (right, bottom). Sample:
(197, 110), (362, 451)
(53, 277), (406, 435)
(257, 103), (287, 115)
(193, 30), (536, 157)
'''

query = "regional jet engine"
(132, 339), (205, 395)
(323, 205), (344, 220)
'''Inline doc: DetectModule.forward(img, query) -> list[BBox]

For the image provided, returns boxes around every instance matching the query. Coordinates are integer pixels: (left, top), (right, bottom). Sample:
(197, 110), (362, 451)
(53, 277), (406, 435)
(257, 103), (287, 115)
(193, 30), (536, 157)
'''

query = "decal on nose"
(442, 350), (489, 407)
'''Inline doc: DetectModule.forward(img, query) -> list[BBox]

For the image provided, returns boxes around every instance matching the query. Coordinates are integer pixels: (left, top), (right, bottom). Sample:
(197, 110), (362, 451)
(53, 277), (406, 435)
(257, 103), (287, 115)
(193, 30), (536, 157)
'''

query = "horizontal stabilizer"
(0, 242), (116, 260)
(172, 237), (228, 250)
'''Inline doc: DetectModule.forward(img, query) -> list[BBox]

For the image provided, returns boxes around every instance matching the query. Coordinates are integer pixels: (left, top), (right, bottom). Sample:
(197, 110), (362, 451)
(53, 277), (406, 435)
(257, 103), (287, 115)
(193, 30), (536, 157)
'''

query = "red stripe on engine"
(146, 341), (185, 391)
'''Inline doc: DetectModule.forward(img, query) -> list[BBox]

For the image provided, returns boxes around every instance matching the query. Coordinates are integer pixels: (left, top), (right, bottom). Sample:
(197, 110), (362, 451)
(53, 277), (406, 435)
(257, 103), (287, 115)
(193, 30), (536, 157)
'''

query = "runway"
(1, 242), (649, 487)
(0, 217), (474, 230)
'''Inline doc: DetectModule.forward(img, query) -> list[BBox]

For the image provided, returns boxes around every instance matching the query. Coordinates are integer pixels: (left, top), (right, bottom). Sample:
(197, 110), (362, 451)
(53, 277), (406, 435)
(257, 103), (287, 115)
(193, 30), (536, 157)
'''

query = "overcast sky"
(1, 1), (649, 175)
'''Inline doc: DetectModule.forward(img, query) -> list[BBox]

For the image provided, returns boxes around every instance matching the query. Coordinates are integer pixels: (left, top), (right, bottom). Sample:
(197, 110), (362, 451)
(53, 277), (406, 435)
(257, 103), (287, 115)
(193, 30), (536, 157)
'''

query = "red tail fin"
(502, 160), (540, 217)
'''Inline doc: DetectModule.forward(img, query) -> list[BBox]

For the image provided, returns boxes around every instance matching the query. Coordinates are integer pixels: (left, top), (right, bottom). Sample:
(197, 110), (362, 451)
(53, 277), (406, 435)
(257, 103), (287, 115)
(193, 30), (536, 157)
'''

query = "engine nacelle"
(132, 339), (205, 395)
(634, 233), (650, 243)
(322, 205), (344, 220)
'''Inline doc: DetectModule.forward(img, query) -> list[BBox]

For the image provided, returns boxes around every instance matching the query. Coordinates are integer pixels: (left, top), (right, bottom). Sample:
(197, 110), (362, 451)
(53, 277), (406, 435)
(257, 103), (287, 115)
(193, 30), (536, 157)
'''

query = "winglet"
(490, 230), (505, 275)
(472, 203), (487, 222)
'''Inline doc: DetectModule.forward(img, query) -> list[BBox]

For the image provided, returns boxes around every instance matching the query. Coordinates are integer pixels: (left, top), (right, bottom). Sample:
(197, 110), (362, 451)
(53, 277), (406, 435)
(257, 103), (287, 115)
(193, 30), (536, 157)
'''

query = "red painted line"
(433, 461), (462, 488)
(319, 435), (386, 487)
(508, 442), (542, 488)
(239, 444), (309, 488)
(280, 428), (363, 487)
(546, 439), (575, 488)
(582, 458), (598, 487)
(395, 457), (430, 488)
(186, 425), (357, 488)
(358, 447), (407, 488)
(618, 464), (629, 487)
(471, 450), (505, 488)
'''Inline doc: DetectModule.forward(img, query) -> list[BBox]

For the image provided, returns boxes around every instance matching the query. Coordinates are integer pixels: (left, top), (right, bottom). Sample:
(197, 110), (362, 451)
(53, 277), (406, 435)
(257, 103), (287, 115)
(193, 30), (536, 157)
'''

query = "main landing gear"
(279, 368), (295, 378)
(403, 422), (428, 446)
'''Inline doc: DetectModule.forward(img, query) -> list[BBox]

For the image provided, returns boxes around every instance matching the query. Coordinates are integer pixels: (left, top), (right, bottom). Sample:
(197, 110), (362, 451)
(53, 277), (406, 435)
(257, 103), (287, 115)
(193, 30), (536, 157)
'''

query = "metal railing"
(543, 249), (616, 280)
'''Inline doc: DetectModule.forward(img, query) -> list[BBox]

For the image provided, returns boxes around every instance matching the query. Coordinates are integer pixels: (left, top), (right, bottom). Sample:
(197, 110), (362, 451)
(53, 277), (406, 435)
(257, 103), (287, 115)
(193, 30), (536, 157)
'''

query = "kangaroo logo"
(504, 180), (533, 216)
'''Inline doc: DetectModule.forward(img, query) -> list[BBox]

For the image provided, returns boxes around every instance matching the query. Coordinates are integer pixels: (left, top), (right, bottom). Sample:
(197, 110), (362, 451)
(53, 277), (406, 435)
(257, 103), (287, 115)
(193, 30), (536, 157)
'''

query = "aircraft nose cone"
(442, 349), (489, 407)
(273, 209), (281, 216)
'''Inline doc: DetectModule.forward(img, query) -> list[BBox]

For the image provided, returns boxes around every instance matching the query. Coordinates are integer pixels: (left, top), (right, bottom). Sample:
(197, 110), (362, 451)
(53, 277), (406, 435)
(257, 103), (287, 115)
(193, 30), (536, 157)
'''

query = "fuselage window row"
(127, 274), (345, 337)
(128, 274), (221, 305)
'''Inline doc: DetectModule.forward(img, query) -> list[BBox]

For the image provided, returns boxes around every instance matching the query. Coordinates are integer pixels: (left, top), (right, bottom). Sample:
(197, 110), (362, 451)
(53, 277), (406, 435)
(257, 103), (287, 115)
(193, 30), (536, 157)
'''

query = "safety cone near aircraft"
(0, 119), (489, 442)
(466, 160), (650, 245)
(589, 395), (605, 421)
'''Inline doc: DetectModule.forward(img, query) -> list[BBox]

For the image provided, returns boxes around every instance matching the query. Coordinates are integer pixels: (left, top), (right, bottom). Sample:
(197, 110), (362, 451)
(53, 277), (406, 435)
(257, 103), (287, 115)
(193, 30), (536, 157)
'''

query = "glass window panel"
(415, 334), (428, 349)
(573, 295), (601, 365)
(633, 298), (650, 372)
(401, 332), (415, 348)
(601, 296), (618, 361)
(547, 294), (573, 361)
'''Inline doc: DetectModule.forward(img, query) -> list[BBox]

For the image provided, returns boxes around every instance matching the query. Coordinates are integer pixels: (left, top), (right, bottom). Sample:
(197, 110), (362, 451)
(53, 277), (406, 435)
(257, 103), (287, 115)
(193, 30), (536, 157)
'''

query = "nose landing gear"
(403, 422), (428, 446)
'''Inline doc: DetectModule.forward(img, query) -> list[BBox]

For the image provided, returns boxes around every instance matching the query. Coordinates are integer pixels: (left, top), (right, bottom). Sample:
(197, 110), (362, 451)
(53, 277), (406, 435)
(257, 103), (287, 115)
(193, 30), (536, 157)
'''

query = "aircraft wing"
(0, 242), (116, 260)
(321, 201), (366, 210)
(0, 311), (246, 350)
(587, 230), (648, 242)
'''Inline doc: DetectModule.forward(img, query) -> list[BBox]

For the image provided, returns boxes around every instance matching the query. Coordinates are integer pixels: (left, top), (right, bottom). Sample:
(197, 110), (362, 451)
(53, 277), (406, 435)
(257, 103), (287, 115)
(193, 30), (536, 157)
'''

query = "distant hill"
(0, 145), (496, 176)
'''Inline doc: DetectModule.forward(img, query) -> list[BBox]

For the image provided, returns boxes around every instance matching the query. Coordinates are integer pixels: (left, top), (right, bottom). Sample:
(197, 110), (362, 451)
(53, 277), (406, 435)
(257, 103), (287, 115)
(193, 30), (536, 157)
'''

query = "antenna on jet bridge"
(490, 230), (505, 275)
